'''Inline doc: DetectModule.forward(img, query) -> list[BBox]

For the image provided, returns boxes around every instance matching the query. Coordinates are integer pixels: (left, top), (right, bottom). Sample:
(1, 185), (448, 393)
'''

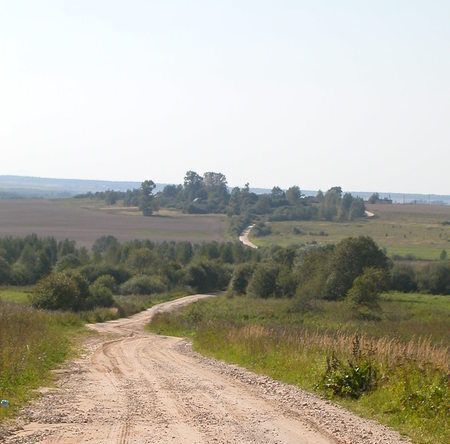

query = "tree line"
(1, 234), (448, 315)
(75, 171), (367, 230)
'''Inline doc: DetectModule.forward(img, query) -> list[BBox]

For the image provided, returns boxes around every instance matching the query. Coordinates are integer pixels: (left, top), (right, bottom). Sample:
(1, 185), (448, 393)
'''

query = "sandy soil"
(1, 295), (409, 444)
(239, 225), (258, 249)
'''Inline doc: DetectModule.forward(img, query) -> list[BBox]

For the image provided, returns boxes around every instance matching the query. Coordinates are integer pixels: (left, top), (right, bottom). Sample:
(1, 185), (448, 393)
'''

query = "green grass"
(253, 204), (450, 260)
(0, 287), (33, 304)
(0, 302), (84, 419)
(148, 293), (449, 444)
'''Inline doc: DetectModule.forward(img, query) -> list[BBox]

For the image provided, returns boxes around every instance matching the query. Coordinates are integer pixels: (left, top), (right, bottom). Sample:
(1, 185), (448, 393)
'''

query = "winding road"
(2, 295), (407, 444)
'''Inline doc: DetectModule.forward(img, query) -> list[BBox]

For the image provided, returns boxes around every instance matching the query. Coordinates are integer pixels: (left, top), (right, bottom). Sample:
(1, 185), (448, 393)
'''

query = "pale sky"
(1, 1), (449, 194)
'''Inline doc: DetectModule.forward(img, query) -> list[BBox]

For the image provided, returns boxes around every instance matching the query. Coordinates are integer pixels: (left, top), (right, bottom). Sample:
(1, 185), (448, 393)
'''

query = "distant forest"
(75, 171), (367, 233)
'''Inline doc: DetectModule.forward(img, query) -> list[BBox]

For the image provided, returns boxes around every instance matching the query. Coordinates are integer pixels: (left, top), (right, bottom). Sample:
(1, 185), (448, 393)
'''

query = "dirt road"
(239, 225), (258, 249)
(2, 295), (407, 444)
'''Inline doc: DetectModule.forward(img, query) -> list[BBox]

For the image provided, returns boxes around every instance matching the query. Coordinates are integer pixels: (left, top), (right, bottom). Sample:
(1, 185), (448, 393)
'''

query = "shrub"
(185, 261), (231, 292)
(390, 264), (417, 292)
(55, 253), (81, 271)
(93, 274), (117, 292)
(120, 275), (166, 295)
(416, 263), (450, 295)
(318, 336), (379, 399)
(32, 272), (83, 311)
(347, 267), (388, 309)
(246, 263), (279, 298)
(86, 282), (114, 309)
(228, 263), (255, 295)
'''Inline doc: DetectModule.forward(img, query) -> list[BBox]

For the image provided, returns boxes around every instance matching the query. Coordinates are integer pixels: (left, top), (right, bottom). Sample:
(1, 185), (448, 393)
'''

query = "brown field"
(0, 200), (228, 246)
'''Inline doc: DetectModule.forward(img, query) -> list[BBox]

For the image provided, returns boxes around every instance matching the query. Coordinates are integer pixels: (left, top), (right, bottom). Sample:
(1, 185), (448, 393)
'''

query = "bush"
(347, 267), (388, 310)
(185, 261), (231, 292)
(87, 282), (114, 309)
(390, 264), (417, 292)
(416, 263), (450, 295)
(55, 253), (81, 271)
(93, 274), (117, 292)
(120, 275), (166, 295)
(228, 263), (255, 295)
(246, 263), (279, 298)
(318, 336), (379, 399)
(32, 272), (83, 311)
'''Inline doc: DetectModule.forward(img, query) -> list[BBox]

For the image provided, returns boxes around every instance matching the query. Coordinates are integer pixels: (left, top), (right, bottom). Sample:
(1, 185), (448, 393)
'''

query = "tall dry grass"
(227, 324), (449, 371)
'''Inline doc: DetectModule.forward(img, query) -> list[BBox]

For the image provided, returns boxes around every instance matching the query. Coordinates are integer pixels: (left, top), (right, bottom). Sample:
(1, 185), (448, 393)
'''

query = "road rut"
(2, 295), (408, 444)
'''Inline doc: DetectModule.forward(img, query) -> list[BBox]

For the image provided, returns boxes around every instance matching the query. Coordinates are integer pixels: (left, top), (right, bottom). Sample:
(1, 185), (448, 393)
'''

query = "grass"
(0, 302), (84, 419)
(0, 287), (32, 304)
(253, 204), (450, 260)
(0, 289), (185, 420)
(148, 293), (449, 444)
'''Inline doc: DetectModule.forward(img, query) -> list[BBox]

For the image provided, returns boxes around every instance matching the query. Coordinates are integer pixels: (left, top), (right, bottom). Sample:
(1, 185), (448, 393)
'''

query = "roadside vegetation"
(1, 230), (448, 441)
(149, 294), (449, 444)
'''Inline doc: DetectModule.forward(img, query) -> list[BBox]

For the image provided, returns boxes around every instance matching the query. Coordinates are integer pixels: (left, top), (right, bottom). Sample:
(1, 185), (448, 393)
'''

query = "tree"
(0, 257), (11, 284)
(286, 186), (302, 206)
(229, 263), (255, 295)
(323, 236), (389, 300)
(368, 193), (380, 204)
(247, 264), (279, 298)
(184, 171), (204, 201)
(349, 197), (366, 220)
(140, 180), (156, 216)
(347, 267), (388, 309)
(440, 250), (447, 261)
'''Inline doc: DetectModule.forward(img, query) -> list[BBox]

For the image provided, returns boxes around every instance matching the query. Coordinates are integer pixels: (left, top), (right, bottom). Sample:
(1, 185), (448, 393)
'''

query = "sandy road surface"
(239, 225), (258, 249)
(2, 295), (408, 444)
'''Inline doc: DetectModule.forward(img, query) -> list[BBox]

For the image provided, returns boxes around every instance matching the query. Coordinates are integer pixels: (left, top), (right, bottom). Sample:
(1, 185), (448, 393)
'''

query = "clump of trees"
(367, 192), (392, 204)
(75, 171), (367, 225)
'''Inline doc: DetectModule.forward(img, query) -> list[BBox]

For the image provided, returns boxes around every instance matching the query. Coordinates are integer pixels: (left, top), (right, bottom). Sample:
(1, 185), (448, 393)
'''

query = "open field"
(0, 287), (32, 304)
(149, 293), (450, 444)
(0, 199), (228, 246)
(252, 204), (450, 260)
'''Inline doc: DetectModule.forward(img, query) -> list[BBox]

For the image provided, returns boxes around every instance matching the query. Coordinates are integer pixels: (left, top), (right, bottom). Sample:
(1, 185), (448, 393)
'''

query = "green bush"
(228, 263), (255, 295)
(246, 263), (279, 298)
(347, 267), (388, 310)
(31, 272), (83, 311)
(120, 275), (166, 295)
(87, 282), (114, 309)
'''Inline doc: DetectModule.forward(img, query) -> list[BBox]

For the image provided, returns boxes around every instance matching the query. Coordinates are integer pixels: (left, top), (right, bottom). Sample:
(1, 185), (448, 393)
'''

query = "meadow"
(149, 293), (450, 444)
(253, 204), (450, 260)
(0, 199), (228, 247)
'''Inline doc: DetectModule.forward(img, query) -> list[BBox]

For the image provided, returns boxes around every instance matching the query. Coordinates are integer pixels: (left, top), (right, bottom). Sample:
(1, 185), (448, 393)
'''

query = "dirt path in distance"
(239, 225), (258, 249)
(2, 295), (408, 444)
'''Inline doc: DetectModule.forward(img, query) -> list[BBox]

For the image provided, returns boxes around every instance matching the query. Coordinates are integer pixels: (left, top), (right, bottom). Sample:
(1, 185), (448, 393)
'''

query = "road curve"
(239, 225), (258, 249)
(2, 295), (407, 444)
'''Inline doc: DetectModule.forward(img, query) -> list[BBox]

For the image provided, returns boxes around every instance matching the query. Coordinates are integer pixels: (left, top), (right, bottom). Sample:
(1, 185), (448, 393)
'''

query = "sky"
(0, 1), (449, 194)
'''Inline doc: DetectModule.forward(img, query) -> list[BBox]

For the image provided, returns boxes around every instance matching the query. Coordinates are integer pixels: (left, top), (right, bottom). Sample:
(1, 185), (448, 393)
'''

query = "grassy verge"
(148, 294), (449, 444)
(0, 302), (84, 419)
